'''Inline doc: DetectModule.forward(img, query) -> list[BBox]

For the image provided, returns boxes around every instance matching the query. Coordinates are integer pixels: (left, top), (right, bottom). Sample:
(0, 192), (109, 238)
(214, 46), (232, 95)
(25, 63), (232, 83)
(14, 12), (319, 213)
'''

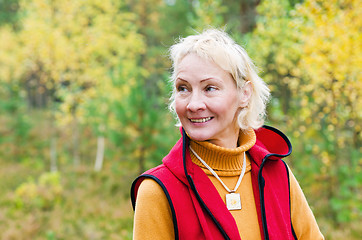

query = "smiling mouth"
(189, 117), (213, 123)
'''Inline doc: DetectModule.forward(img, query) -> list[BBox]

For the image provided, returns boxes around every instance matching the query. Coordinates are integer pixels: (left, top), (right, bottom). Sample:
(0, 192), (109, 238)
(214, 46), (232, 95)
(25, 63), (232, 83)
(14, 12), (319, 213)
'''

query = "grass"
(0, 159), (137, 240)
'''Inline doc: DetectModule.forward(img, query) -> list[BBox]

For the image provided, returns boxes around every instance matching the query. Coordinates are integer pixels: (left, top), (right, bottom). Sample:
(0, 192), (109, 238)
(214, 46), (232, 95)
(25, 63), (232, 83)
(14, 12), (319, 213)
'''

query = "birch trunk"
(50, 136), (57, 172)
(94, 135), (105, 172)
(73, 116), (80, 166)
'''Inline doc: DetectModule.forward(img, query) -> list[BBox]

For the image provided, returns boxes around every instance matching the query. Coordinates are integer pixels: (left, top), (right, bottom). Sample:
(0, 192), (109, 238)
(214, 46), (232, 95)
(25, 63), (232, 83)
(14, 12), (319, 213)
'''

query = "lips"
(189, 117), (213, 123)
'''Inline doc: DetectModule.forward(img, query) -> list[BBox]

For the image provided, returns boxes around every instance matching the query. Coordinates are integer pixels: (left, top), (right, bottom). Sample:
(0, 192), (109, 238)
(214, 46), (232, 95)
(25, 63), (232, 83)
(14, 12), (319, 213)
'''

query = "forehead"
(175, 54), (238, 89)
(176, 54), (227, 79)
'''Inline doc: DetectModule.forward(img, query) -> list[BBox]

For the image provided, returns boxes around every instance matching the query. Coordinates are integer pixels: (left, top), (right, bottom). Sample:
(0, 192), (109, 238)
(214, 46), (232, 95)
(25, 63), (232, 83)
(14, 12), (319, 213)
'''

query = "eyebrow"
(176, 77), (221, 83)
(175, 77), (187, 82)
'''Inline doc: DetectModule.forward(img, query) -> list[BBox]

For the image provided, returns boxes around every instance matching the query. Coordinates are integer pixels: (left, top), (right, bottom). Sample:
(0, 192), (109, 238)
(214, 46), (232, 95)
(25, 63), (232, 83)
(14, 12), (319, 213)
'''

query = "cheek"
(220, 97), (241, 118)
(175, 99), (185, 117)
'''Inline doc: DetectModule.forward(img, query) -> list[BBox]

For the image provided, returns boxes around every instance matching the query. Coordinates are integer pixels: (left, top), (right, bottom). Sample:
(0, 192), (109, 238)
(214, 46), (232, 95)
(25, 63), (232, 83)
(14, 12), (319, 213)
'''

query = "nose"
(187, 92), (206, 112)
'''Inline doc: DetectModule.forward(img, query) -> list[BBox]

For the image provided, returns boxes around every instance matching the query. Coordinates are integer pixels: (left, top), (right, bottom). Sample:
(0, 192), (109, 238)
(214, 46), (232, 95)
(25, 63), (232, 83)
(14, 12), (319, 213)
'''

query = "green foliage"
(245, 0), (302, 118)
(108, 0), (183, 173)
(0, 0), (20, 26)
(14, 172), (63, 210)
(246, 0), (362, 232)
(187, 0), (227, 31)
(0, 82), (32, 160)
(294, 0), (361, 226)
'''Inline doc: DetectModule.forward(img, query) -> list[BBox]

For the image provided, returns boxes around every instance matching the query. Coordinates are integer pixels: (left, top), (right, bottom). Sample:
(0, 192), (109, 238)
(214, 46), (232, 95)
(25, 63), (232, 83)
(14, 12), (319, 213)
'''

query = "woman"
(131, 29), (324, 240)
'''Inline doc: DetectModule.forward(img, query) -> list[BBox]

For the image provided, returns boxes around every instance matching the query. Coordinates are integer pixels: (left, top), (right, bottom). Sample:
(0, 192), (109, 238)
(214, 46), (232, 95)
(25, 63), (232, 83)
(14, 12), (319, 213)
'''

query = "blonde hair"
(169, 28), (270, 130)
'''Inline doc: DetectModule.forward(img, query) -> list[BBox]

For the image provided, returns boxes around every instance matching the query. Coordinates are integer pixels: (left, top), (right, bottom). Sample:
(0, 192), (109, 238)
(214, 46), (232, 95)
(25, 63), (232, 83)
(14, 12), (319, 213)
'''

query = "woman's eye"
(177, 85), (188, 92)
(205, 86), (217, 92)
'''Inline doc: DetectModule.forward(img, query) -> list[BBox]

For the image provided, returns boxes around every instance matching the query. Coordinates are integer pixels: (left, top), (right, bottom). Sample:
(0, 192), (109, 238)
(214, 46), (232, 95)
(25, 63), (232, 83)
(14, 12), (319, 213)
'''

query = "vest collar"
(162, 125), (292, 185)
(249, 126), (292, 167)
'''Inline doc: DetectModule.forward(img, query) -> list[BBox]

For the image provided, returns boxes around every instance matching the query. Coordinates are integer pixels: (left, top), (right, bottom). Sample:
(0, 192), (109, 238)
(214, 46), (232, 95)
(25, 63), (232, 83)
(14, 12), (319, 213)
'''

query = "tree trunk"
(73, 116), (80, 166)
(50, 136), (57, 172)
(139, 145), (145, 174)
(94, 135), (105, 172)
(239, 0), (260, 34)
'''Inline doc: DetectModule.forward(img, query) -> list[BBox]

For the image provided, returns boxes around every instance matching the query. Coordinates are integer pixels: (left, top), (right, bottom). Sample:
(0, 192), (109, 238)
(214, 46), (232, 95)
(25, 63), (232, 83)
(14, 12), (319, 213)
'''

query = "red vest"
(131, 126), (297, 240)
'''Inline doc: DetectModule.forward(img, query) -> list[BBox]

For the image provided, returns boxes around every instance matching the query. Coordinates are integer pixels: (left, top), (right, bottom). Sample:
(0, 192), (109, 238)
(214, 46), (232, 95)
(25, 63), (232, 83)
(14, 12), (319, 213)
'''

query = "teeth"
(190, 117), (212, 123)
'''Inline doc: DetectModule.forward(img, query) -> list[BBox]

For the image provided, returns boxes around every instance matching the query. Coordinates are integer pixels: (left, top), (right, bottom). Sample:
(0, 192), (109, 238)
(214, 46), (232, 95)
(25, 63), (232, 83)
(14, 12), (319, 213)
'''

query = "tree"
(109, 0), (186, 173)
(0, 0), (145, 169)
(295, 0), (361, 225)
(0, 0), (20, 26)
(0, 25), (32, 160)
(245, 0), (302, 122)
(246, 0), (361, 228)
(187, 0), (227, 32)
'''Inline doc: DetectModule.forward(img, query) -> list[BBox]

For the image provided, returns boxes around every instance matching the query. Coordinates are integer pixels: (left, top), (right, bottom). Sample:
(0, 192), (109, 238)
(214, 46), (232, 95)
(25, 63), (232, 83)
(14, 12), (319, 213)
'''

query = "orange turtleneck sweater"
(133, 129), (324, 240)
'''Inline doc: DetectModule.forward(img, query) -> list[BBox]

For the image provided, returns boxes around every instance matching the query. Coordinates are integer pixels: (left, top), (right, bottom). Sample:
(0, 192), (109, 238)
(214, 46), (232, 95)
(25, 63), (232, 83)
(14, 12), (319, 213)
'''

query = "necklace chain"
(189, 146), (246, 193)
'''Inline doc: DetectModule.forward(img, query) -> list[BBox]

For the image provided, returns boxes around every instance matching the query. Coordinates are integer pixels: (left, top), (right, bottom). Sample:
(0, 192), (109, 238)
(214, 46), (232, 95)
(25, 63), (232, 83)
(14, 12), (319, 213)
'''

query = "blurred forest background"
(0, 0), (360, 239)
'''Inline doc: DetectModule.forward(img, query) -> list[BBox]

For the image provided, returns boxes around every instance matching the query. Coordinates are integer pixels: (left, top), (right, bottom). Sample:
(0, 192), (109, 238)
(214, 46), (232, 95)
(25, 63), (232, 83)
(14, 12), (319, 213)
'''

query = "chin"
(185, 130), (212, 142)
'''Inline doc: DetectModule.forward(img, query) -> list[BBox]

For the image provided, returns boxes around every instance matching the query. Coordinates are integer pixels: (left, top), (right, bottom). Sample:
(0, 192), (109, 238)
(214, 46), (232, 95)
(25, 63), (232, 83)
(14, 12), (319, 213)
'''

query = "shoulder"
(138, 163), (176, 186)
(133, 180), (175, 240)
(131, 163), (176, 208)
(286, 165), (305, 196)
(137, 178), (168, 199)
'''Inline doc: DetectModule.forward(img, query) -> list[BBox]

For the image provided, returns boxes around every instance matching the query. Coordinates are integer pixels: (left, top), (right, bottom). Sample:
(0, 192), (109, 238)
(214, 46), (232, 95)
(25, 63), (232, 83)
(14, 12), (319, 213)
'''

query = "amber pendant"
(226, 193), (242, 210)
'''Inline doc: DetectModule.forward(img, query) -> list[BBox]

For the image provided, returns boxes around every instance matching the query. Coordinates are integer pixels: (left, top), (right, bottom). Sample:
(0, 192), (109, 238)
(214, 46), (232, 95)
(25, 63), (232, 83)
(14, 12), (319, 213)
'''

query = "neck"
(206, 127), (241, 149)
(189, 128), (256, 176)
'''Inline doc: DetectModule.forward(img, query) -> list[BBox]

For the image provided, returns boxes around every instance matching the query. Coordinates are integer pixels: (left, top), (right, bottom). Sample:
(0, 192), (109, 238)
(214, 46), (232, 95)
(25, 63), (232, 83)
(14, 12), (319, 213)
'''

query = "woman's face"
(175, 54), (247, 148)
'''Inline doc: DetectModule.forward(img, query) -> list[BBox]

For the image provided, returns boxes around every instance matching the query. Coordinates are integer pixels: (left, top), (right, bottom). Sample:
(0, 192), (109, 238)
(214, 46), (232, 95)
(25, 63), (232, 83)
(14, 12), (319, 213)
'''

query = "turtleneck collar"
(189, 128), (256, 176)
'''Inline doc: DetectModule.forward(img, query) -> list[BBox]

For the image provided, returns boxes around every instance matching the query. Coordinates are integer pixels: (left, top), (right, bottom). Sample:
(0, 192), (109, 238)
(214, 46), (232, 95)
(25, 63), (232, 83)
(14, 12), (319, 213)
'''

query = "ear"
(239, 81), (252, 108)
